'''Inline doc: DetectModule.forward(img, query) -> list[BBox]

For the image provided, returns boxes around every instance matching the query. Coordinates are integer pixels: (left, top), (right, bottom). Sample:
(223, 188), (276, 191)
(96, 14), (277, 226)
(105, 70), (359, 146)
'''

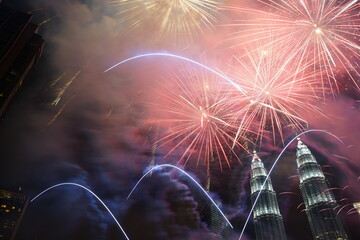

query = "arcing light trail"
(126, 163), (233, 228)
(104, 52), (314, 149)
(31, 182), (130, 240)
(239, 129), (343, 240)
(104, 52), (246, 94)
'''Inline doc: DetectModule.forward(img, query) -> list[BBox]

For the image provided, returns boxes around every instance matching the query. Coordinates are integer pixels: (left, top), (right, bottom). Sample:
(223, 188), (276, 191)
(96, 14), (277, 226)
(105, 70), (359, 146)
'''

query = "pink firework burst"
(224, 0), (360, 93)
(227, 42), (325, 145)
(147, 64), (252, 169)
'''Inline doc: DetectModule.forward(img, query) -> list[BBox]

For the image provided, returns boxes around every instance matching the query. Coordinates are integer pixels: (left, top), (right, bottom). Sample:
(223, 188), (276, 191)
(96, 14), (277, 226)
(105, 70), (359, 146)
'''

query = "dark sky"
(0, 0), (359, 240)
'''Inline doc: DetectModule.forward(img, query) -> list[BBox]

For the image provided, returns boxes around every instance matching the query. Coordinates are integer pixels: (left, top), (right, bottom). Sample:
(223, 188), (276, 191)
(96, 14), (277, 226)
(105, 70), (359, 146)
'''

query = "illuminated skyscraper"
(0, 4), (44, 117)
(0, 189), (28, 240)
(250, 151), (287, 240)
(296, 139), (348, 240)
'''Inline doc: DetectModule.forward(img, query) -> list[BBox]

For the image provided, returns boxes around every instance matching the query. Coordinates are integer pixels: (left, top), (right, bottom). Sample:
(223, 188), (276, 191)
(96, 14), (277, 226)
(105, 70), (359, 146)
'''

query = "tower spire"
(297, 137), (303, 147)
(252, 150), (260, 162)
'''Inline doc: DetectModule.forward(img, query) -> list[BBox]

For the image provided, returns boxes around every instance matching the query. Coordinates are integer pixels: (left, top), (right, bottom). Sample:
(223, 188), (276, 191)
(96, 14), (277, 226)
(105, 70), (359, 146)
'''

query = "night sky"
(0, 0), (359, 240)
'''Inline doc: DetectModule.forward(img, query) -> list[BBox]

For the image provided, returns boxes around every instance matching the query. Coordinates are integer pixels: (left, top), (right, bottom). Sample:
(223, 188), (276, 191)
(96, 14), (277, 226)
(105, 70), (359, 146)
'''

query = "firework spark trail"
(104, 52), (318, 150)
(224, 0), (360, 91)
(51, 71), (80, 106)
(239, 129), (343, 240)
(346, 209), (358, 215)
(49, 73), (66, 87)
(278, 192), (298, 196)
(31, 182), (130, 240)
(336, 203), (354, 216)
(228, 46), (324, 145)
(126, 163), (233, 228)
(104, 52), (246, 94)
(326, 184), (359, 217)
(47, 102), (67, 126)
(349, 202), (360, 215)
(111, 0), (220, 42)
(27, 8), (47, 14)
(297, 203), (305, 210)
(37, 16), (57, 28)
(149, 66), (249, 168)
(104, 48), (320, 167)
(46, 95), (76, 128)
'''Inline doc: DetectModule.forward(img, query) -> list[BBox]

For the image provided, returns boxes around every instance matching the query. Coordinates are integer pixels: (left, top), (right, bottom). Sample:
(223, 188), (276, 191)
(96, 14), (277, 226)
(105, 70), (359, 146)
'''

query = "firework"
(51, 71), (80, 106)
(47, 102), (67, 126)
(49, 72), (66, 87)
(126, 163), (233, 228)
(37, 16), (57, 28)
(105, 52), (251, 169)
(111, 0), (221, 43)
(224, 0), (360, 92)
(31, 183), (130, 240)
(104, 50), (321, 156)
(149, 64), (251, 169)
(228, 45), (324, 144)
(105, 52), (245, 93)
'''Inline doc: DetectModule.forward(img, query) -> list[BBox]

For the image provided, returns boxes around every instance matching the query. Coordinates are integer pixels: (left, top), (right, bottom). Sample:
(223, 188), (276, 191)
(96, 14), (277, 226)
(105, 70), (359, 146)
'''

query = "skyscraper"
(0, 189), (28, 240)
(296, 139), (348, 240)
(250, 151), (287, 240)
(0, 4), (44, 117)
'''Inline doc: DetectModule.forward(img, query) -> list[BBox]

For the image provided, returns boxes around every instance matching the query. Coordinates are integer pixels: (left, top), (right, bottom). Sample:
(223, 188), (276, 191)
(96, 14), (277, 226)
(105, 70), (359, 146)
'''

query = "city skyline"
(0, 0), (359, 240)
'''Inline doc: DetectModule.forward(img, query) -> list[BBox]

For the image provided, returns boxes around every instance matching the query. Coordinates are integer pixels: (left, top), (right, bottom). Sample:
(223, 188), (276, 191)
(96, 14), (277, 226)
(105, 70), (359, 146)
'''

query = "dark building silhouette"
(0, 189), (28, 240)
(296, 139), (348, 240)
(0, 4), (44, 117)
(250, 151), (287, 240)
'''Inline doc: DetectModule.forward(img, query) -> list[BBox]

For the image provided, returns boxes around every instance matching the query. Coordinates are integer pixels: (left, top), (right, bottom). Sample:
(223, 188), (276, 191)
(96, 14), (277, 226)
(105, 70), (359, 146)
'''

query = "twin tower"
(250, 139), (348, 240)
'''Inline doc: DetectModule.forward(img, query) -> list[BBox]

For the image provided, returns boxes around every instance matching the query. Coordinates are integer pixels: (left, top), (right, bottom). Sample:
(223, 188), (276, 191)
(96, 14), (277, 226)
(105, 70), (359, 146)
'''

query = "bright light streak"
(38, 16), (57, 28)
(111, 0), (220, 43)
(126, 163), (233, 228)
(105, 51), (322, 148)
(47, 103), (67, 126)
(104, 52), (246, 94)
(228, 46), (322, 145)
(51, 71), (80, 106)
(336, 203), (353, 216)
(239, 129), (343, 240)
(224, 0), (360, 91)
(150, 66), (247, 168)
(31, 182), (130, 240)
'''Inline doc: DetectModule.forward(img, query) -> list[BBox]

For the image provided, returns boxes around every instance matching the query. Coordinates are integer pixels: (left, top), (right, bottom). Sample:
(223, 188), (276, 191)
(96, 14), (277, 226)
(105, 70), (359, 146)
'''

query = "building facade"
(296, 139), (348, 240)
(0, 4), (44, 117)
(0, 189), (28, 240)
(250, 151), (287, 240)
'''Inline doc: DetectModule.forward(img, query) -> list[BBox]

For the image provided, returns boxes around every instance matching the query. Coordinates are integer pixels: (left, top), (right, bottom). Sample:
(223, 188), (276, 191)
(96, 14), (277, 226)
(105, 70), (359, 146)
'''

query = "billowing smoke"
(0, 0), (359, 239)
